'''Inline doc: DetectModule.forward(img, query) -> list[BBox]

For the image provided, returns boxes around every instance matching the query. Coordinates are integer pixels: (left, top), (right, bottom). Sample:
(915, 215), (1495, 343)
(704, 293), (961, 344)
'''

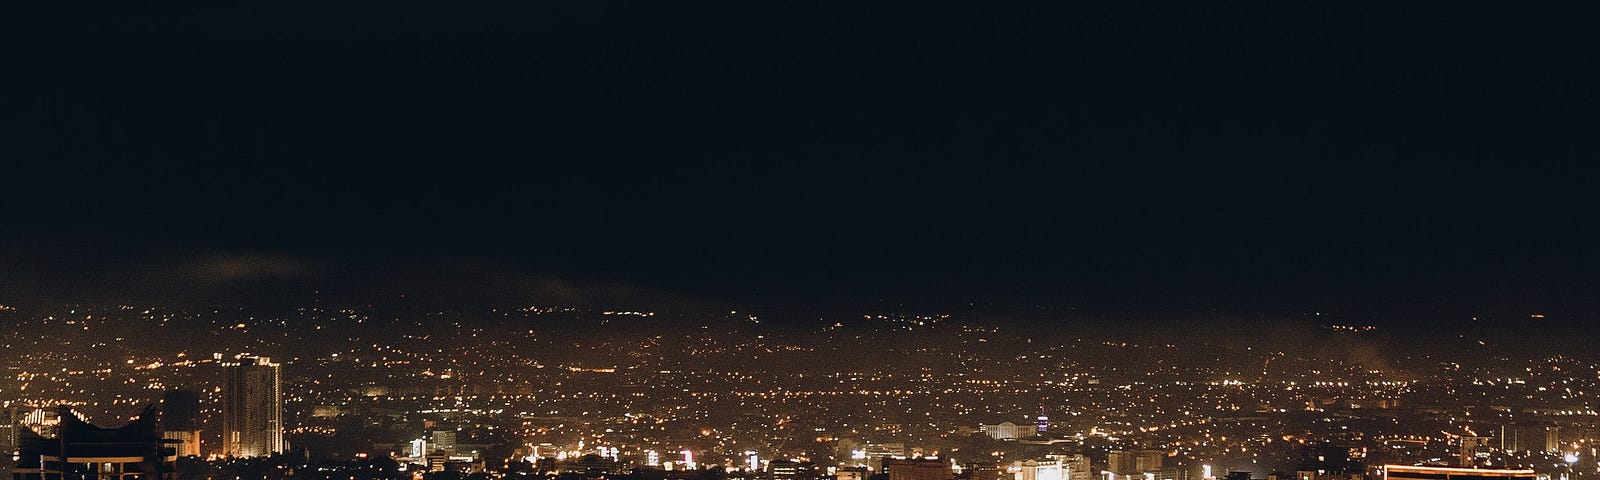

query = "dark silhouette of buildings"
(10, 406), (176, 480)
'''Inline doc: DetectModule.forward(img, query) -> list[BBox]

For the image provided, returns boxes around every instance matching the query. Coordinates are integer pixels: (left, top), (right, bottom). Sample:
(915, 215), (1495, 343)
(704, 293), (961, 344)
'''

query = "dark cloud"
(189, 253), (322, 284)
(0, 238), (713, 312)
(2, 2), (1596, 324)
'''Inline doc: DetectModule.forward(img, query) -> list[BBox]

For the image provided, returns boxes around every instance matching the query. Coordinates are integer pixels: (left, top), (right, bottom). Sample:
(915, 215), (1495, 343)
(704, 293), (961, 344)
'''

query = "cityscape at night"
(2, 305), (1600, 480)
(3, 4), (1596, 480)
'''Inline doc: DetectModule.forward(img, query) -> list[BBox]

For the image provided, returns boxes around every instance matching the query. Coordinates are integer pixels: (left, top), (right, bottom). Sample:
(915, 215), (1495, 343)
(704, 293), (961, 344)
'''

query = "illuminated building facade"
(221, 355), (282, 457)
(4, 405), (86, 479)
(431, 430), (458, 455)
(860, 443), (907, 465)
(981, 422), (1033, 441)
(0, 407), (24, 479)
(1013, 460), (1062, 480)
(769, 459), (816, 480)
(1047, 455), (1091, 480)
(1383, 465), (1536, 480)
(158, 390), (200, 457)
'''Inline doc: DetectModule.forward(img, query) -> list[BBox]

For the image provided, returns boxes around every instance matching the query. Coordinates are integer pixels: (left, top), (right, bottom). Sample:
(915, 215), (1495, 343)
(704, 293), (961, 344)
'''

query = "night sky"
(3, 2), (1597, 325)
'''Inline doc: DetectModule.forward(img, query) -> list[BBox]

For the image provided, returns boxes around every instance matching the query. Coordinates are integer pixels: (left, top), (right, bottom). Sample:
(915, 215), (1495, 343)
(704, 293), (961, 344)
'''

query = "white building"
(981, 422), (1033, 440)
(1013, 460), (1062, 480)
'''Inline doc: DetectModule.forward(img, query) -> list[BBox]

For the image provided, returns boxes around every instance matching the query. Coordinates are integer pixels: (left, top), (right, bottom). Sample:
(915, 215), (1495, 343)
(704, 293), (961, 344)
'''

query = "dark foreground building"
(11, 406), (176, 480)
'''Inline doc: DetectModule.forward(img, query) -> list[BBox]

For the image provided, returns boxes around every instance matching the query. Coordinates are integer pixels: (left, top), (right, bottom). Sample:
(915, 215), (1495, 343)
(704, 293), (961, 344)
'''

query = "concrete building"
(1046, 455), (1091, 480)
(885, 457), (953, 480)
(1459, 436), (1493, 466)
(431, 430), (458, 455)
(962, 463), (1000, 480)
(862, 443), (907, 464)
(158, 390), (201, 457)
(981, 422), (1034, 441)
(1012, 460), (1062, 480)
(769, 459), (816, 480)
(221, 355), (282, 457)
(1106, 450), (1164, 475)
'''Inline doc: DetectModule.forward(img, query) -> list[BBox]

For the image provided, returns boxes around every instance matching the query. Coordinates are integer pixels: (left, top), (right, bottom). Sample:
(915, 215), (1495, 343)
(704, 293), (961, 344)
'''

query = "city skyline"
(3, 3), (1599, 480)
(2, 302), (1600, 479)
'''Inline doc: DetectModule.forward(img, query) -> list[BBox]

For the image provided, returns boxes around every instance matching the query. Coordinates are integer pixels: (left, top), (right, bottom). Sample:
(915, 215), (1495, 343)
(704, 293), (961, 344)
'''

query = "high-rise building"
(222, 355), (282, 457)
(431, 430), (458, 455)
(160, 390), (202, 457)
(0, 406), (28, 480)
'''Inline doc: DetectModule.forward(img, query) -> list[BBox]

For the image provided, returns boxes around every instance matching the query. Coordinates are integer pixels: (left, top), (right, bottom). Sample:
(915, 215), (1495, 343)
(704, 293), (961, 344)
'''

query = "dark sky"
(3, 2), (1597, 323)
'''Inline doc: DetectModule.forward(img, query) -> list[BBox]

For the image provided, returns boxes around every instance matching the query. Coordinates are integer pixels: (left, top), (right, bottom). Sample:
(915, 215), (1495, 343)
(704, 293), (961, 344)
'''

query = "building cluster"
(3, 306), (1600, 480)
(3, 354), (282, 480)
